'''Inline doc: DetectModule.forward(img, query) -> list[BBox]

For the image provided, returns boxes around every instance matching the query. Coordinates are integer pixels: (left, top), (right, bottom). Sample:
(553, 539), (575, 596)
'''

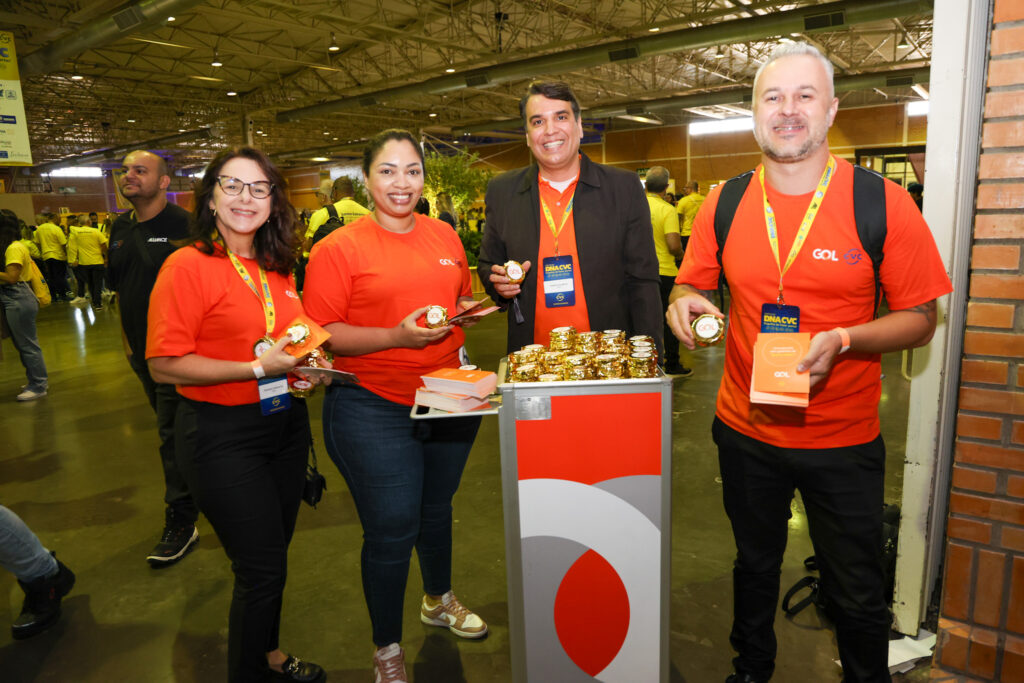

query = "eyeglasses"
(217, 176), (273, 199)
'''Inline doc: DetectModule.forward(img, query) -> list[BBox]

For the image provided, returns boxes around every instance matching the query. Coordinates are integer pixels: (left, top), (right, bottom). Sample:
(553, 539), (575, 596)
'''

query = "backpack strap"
(714, 170), (754, 271)
(325, 204), (340, 221)
(852, 166), (887, 317)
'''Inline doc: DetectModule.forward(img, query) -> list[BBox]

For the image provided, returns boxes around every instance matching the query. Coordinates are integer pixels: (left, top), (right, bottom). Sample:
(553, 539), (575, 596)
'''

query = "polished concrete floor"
(0, 297), (932, 682)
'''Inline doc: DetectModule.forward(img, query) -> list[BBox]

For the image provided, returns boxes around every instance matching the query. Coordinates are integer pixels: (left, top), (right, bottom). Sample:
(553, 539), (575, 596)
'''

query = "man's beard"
(754, 118), (828, 163)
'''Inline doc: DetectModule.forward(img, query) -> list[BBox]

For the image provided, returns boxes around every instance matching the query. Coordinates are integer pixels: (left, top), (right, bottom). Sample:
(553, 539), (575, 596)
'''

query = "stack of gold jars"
(506, 328), (663, 382)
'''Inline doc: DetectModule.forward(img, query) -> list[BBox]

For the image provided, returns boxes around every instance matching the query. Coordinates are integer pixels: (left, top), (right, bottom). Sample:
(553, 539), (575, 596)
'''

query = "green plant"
(423, 151), (492, 217)
(458, 228), (483, 267)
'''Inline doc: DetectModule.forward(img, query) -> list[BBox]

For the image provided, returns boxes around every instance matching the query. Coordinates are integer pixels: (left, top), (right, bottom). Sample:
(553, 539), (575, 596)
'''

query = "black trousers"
(175, 398), (310, 683)
(712, 418), (891, 683)
(43, 258), (69, 299)
(129, 354), (197, 524)
(80, 264), (105, 305)
(659, 274), (681, 367)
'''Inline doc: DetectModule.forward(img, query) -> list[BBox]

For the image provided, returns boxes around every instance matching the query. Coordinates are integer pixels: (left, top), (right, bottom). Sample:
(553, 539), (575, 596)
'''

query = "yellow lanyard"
(226, 250), (275, 335)
(540, 193), (575, 257)
(758, 155), (837, 305)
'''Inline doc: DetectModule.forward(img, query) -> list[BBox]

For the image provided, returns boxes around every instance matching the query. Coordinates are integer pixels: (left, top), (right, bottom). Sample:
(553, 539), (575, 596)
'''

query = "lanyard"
(758, 155), (837, 305)
(540, 192), (575, 256)
(226, 249), (275, 335)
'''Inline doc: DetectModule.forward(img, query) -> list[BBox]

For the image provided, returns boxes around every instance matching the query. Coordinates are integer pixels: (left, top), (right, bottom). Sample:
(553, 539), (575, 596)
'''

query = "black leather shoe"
(267, 655), (326, 683)
(12, 553), (75, 640)
(726, 673), (768, 683)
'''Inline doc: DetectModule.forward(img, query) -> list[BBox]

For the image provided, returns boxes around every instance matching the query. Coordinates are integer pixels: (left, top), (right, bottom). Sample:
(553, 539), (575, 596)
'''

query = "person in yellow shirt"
(68, 218), (109, 310)
(302, 176), (370, 252)
(0, 210), (49, 400)
(675, 181), (705, 254)
(645, 167), (690, 377)
(33, 213), (70, 302)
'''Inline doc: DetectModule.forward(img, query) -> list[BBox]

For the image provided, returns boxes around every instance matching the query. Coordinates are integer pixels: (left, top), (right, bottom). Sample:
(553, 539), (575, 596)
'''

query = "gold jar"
(595, 353), (626, 379)
(575, 331), (600, 354)
(628, 334), (654, 346)
(513, 362), (540, 382)
(549, 326), (577, 351)
(521, 344), (546, 363)
(504, 260), (525, 284)
(541, 350), (567, 373)
(627, 352), (658, 378)
(538, 373), (561, 382)
(692, 314), (726, 346)
(507, 349), (533, 375)
(566, 364), (594, 381)
(424, 305), (448, 328)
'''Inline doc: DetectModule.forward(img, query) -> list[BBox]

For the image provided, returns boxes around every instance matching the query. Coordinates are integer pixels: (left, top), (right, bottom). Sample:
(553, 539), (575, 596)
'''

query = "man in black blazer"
(477, 80), (663, 354)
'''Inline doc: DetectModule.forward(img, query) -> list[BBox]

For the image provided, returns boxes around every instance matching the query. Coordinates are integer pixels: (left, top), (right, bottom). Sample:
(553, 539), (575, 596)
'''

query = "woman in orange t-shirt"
(147, 147), (325, 683)
(303, 129), (485, 683)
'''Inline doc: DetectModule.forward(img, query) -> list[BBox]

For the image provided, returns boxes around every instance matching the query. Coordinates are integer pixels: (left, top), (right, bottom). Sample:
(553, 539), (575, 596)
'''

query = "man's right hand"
(666, 287), (722, 350)
(489, 260), (532, 299)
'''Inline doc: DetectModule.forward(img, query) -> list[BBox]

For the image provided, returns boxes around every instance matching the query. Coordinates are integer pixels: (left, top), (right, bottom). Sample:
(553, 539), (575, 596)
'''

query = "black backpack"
(311, 204), (344, 247)
(781, 503), (902, 617)
(713, 165), (888, 316)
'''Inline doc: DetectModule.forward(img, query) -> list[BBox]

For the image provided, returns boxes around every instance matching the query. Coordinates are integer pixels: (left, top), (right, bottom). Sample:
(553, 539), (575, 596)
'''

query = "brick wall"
(933, 1), (1024, 681)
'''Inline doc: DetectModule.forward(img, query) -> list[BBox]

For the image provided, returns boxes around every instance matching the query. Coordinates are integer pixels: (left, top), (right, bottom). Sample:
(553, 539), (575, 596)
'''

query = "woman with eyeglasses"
(303, 129), (485, 682)
(147, 147), (327, 683)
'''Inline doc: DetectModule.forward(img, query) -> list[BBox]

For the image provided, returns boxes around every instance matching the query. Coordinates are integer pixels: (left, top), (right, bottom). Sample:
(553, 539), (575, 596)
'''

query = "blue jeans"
(0, 505), (57, 582)
(322, 384), (481, 646)
(1, 282), (48, 393)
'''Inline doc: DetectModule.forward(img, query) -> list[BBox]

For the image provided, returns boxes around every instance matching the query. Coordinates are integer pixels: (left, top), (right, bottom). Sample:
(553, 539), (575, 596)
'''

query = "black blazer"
(478, 153), (664, 354)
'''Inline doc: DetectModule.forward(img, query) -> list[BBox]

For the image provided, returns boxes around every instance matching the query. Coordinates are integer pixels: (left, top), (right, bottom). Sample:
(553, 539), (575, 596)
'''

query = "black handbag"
(302, 440), (327, 508)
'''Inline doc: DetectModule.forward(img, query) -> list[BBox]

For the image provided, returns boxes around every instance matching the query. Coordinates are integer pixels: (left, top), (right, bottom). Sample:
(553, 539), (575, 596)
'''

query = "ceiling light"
(226, 90), (237, 96)
(617, 113), (663, 126)
(311, 157), (329, 162)
(256, 129), (263, 134)
(648, 27), (660, 33)
(445, 67), (455, 73)
(70, 73), (84, 80)
(211, 51), (222, 67)
(167, 16), (175, 22)
(333, 137), (339, 140)
(178, 128), (186, 132)
(127, 118), (136, 123)
(897, 33), (910, 49)
(428, 112), (437, 118)
(328, 33), (340, 52)
(911, 84), (929, 100)
(323, 131), (330, 135)
(779, 37), (793, 44)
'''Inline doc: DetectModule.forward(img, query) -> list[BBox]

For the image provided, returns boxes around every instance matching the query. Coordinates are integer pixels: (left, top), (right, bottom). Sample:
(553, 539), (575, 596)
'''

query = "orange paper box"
(282, 314), (331, 358)
(750, 332), (810, 407)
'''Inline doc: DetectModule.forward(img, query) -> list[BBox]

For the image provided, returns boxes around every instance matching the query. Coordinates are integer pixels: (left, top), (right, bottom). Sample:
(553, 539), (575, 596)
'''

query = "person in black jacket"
(477, 80), (662, 354)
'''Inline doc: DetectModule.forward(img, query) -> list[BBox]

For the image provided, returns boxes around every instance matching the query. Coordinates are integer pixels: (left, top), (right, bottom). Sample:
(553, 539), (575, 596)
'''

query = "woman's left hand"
(454, 297), (483, 328)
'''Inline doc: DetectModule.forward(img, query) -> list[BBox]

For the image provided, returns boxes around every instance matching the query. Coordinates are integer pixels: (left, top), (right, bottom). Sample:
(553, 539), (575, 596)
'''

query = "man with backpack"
(302, 176), (369, 253)
(666, 43), (951, 683)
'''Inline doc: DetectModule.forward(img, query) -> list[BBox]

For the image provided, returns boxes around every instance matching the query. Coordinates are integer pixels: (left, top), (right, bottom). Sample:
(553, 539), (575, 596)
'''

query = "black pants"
(79, 264), (105, 305)
(129, 354), (197, 524)
(176, 398), (310, 683)
(43, 258), (69, 300)
(712, 418), (891, 683)
(659, 275), (681, 367)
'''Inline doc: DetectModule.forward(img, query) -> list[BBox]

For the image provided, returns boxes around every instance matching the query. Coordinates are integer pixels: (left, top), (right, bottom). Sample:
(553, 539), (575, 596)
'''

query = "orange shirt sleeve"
(146, 248), (206, 359)
(675, 183), (725, 291)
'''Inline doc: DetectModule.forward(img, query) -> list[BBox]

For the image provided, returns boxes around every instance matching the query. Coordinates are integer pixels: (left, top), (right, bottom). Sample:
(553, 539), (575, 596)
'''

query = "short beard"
(753, 125), (827, 164)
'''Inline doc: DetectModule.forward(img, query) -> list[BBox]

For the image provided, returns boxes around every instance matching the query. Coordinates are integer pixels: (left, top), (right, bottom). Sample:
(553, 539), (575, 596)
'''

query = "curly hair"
(189, 147), (299, 275)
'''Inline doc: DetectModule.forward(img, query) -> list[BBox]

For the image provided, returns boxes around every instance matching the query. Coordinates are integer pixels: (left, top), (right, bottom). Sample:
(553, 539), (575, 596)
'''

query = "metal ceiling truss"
(6, 0), (933, 172)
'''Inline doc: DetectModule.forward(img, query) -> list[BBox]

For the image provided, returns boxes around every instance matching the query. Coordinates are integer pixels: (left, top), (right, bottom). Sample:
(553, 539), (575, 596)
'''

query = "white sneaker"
(69, 297), (88, 306)
(16, 389), (47, 402)
(373, 643), (407, 682)
(420, 591), (488, 638)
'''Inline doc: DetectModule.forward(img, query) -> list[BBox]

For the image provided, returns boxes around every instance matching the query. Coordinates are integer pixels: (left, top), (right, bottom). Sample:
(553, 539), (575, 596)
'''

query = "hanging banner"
(0, 31), (33, 166)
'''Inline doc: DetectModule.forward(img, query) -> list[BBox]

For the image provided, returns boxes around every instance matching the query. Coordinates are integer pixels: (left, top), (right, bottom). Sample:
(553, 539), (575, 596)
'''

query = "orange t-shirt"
(534, 175), (591, 343)
(677, 156), (952, 448)
(303, 214), (471, 406)
(146, 245), (307, 405)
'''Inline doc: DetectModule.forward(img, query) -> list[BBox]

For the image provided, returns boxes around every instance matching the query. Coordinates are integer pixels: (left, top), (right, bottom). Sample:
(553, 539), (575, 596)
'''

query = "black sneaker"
(12, 553), (75, 639)
(147, 522), (199, 567)
(664, 363), (694, 378)
(267, 655), (326, 682)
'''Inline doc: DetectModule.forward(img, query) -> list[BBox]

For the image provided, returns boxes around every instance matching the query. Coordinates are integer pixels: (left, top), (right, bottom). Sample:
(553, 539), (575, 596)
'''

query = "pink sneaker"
(373, 643), (407, 683)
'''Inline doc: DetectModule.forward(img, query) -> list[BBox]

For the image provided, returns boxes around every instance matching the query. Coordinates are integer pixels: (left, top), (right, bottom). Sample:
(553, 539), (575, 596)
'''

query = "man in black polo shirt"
(108, 150), (199, 567)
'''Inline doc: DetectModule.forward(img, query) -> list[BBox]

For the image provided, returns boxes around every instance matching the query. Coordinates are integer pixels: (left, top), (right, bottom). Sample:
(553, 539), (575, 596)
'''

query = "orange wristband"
(833, 327), (851, 354)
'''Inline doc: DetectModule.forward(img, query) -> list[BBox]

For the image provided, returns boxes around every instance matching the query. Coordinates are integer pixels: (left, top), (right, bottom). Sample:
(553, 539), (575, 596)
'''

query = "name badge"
(542, 255), (575, 308)
(760, 303), (800, 333)
(258, 377), (291, 415)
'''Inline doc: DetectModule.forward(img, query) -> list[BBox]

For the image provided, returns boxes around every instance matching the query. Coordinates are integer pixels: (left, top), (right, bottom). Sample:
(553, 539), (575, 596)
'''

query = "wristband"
(251, 359), (266, 379)
(833, 327), (851, 354)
